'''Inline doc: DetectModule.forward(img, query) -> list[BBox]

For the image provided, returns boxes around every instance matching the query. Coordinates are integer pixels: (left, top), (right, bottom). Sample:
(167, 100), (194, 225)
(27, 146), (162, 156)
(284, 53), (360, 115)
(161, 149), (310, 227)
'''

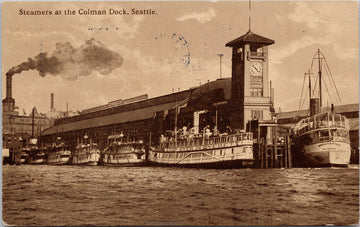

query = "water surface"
(2, 165), (359, 226)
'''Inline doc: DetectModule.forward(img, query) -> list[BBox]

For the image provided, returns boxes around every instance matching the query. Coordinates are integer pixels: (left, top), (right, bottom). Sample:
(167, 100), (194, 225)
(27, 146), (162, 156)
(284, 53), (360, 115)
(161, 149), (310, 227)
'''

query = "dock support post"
(284, 140), (288, 168)
(287, 135), (292, 168)
(274, 126), (277, 168)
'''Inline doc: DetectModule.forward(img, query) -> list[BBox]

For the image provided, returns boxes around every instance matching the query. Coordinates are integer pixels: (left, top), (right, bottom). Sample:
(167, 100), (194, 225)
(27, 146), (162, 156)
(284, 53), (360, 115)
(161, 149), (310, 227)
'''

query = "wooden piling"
(287, 135), (292, 168)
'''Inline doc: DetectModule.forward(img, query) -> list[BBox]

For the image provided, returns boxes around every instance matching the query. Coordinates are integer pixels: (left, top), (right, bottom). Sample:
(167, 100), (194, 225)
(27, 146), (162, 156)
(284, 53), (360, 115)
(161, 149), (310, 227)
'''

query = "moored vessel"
(292, 49), (351, 167)
(293, 112), (351, 167)
(47, 142), (71, 165)
(100, 134), (145, 166)
(71, 143), (100, 166)
(148, 129), (254, 168)
(27, 139), (46, 164)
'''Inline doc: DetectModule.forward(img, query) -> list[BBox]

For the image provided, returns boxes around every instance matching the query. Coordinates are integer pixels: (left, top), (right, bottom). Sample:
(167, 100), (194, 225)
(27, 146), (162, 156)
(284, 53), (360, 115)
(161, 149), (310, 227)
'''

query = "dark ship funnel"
(310, 98), (320, 116)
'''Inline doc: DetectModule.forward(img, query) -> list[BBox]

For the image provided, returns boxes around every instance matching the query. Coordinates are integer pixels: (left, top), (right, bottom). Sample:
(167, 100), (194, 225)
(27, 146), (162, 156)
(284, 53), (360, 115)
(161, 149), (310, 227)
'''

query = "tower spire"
(249, 0), (251, 31)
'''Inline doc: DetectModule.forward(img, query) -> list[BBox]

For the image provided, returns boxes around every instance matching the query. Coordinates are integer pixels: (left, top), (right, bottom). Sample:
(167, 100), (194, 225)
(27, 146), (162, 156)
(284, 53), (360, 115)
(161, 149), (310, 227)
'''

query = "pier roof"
(41, 100), (180, 135)
(277, 103), (359, 120)
(41, 78), (233, 136)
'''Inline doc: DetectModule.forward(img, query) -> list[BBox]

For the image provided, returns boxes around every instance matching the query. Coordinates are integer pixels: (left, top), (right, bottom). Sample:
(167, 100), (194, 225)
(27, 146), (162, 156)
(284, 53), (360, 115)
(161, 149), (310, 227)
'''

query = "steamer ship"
(47, 140), (71, 165)
(292, 50), (351, 167)
(100, 134), (145, 166)
(71, 143), (100, 166)
(148, 126), (254, 168)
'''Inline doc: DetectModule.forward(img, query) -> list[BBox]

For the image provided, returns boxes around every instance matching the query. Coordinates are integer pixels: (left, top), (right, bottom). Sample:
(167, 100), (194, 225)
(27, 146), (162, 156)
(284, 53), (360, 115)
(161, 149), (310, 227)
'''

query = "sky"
(2, 1), (359, 115)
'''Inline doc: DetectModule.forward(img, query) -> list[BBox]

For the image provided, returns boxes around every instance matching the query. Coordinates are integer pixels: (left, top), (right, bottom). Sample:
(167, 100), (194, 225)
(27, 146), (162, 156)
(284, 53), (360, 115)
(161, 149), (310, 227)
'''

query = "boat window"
(320, 130), (330, 138)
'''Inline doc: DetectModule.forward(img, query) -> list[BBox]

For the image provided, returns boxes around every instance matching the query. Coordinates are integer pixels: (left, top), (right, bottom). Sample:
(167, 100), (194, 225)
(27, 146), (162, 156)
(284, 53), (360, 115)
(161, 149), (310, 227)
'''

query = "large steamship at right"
(291, 49), (351, 167)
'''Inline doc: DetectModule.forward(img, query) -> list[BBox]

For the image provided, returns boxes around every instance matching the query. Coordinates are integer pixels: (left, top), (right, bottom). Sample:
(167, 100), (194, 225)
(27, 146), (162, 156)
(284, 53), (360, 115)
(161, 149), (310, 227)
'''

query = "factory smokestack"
(51, 93), (55, 111)
(5, 38), (123, 80)
(6, 73), (12, 99)
(3, 73), (15, 112)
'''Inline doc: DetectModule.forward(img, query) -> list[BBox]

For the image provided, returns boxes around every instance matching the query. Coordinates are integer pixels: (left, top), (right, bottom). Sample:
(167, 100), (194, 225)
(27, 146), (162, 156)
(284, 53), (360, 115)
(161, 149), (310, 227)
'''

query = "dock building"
(41, 30), (276, 150)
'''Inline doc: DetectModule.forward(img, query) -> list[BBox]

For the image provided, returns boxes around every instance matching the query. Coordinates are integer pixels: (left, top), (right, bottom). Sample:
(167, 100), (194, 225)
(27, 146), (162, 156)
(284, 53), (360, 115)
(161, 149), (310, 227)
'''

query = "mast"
(318, 49), (322, 107)
(308, 69), (312, 100)
(32, 107), (35, 138)
(174, 105), (178, 147)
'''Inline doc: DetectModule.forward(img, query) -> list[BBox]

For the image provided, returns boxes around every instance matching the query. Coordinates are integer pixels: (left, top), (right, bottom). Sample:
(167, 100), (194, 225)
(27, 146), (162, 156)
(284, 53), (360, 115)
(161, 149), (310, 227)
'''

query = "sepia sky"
(2, 1), (359, 115)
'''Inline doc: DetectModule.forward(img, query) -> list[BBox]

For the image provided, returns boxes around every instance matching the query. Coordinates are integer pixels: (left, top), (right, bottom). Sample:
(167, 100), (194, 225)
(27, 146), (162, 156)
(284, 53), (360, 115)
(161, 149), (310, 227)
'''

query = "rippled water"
(2, 165), (359, 226)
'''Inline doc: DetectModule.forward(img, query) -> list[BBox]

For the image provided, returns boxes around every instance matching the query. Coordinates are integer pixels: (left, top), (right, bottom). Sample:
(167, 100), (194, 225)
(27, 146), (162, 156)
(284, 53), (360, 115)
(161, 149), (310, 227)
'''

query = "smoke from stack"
(6, 38), (123, 80)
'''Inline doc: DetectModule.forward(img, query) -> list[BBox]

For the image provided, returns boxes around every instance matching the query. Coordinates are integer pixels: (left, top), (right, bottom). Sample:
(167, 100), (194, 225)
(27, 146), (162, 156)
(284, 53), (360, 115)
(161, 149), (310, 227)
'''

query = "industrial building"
(2, 73), (50, 150)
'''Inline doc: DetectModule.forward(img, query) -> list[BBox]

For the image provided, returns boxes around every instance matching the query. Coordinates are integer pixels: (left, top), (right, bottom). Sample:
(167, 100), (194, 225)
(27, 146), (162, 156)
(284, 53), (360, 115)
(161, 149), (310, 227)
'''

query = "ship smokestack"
(6, 73), (12, 99)
(310, 98), (320, 116)
(51, 93), (55, 111)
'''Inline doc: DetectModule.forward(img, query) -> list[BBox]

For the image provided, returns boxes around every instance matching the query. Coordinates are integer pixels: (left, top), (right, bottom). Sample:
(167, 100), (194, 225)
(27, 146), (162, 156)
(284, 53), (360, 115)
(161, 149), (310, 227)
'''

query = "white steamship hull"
(301, 142), (351, 167)
(148, 142), (254, 168)
(72, 144), (101, 166)
(102, 155), (145, 167)
(47, 151), (71, 165)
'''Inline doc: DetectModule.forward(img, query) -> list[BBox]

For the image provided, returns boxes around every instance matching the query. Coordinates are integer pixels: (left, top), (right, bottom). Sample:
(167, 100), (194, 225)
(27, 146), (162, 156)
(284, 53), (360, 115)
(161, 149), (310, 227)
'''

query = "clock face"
(250, 62), (263, 77)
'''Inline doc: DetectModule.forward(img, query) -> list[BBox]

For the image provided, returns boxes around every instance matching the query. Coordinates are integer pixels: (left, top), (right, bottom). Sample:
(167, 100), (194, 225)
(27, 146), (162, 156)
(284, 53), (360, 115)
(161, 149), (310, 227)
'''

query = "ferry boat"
(71, 143), (100, 166)
(293, 112), (351, 167)
(100, 135), (145, 166)
(148, 129), (254, 168)
(47, 143), (71, 165)
(292, 50), (351, 167)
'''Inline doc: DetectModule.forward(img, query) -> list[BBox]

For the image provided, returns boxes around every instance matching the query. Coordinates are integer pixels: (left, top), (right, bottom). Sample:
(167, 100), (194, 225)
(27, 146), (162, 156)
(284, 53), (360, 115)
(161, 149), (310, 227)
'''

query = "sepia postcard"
(2, 1), (359, 226)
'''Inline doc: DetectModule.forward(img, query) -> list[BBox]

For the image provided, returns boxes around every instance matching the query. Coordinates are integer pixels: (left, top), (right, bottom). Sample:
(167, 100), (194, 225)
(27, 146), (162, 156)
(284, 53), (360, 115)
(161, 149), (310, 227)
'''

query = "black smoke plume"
(6, 38), (123, 80)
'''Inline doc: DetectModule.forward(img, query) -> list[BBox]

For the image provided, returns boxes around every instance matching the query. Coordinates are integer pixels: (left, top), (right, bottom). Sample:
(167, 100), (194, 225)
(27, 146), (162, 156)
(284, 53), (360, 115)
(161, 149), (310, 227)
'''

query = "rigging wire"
(298, 49), (342, 110)
(300, 90), (309, 110)
(311, 72), (319, 98)
(321, 70), (334, 105)
(322, 62), (338, 103)
(298, 73), (307, 110)
(323, 56), (342, 103)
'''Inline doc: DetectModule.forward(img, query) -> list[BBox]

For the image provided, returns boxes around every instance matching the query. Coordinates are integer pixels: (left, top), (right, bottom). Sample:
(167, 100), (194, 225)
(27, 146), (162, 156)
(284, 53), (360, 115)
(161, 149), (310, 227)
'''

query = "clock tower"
(226, 30), (275, 129)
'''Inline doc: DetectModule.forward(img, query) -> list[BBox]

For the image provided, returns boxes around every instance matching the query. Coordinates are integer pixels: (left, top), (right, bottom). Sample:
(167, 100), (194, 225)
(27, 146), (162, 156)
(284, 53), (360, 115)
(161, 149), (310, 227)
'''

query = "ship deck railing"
(294, 112), (349, 134)
(160, 132), (253, 152)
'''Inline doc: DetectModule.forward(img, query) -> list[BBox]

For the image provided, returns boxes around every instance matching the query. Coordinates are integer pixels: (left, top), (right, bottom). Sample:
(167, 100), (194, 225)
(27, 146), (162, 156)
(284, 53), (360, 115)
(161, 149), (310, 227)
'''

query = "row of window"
(250, 88), (263, 97)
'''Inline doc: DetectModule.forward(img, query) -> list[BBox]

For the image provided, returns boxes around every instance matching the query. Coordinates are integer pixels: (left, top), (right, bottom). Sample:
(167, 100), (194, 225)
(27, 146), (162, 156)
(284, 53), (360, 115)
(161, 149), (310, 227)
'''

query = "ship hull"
(101, 154), (145, 167)
(297, 141), (351, 167)
(147, 159), (254, 169)
(71, 152), (100, 166)
(29, 159), (46, 165)
(148, 143), (254, 169)
(47, 160), (70, 165)
(47, 153), (71, 165)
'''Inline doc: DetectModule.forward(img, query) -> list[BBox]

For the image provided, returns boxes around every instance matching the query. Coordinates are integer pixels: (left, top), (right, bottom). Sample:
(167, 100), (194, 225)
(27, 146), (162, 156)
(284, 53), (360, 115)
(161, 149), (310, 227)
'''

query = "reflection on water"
(2, 165), (359, 226)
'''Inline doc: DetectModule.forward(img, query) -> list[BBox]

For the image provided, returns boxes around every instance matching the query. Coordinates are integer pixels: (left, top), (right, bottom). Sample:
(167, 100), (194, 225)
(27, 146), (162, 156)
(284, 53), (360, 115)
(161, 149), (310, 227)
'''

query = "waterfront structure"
(225, 29), (275, 129)
(41, 29), (276, 152)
